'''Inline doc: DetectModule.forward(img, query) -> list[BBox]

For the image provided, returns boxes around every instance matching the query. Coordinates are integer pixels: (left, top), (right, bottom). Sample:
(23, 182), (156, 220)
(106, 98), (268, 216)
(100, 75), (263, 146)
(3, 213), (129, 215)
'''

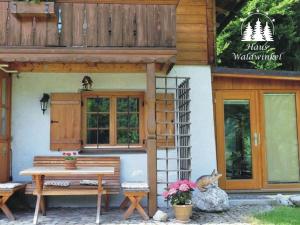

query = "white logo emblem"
(241, 10), (275, 42)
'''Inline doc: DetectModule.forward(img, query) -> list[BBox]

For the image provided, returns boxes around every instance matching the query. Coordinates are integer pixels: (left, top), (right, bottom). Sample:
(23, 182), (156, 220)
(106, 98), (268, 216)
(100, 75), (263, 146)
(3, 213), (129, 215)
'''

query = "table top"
(20, 166), (114, 176)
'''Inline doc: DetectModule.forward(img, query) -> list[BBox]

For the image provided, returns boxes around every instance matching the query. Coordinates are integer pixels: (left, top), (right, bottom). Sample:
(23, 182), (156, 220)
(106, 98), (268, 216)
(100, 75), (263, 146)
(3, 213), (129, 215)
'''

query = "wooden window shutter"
(50, 93), (82, 151)
(156, 93), (175, 149)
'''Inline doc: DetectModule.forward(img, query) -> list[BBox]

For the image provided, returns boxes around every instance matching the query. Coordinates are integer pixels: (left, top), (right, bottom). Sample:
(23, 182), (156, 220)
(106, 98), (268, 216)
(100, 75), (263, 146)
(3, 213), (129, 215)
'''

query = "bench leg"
(120, 196), (130, 209)
(123, 198), (136, 220)
(123, 194), (149, 220)
(0, 195), (15, 221)
(1, 204), (15, 220)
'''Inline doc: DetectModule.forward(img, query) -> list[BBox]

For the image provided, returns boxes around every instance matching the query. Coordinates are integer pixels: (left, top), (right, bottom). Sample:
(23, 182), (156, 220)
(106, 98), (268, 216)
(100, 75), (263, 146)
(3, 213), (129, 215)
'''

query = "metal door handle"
(253, 132), (260, 147)
(51, 120), (59, 124)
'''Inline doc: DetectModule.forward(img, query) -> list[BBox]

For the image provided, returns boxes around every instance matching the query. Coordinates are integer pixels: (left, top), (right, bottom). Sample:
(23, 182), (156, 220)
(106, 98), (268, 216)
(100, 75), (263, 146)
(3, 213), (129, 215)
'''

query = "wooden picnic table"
(20, 166), (114, 225)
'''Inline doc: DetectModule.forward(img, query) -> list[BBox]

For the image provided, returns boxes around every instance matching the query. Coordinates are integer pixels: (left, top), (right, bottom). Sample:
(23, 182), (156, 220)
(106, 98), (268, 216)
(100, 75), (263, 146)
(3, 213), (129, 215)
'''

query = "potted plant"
(63, 152), (77, 170)
(163, 180), (196, 222)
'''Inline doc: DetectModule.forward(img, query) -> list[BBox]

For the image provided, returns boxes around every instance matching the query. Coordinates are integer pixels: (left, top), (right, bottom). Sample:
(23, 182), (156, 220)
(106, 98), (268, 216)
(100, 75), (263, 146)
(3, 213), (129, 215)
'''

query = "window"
(83, 92), (144, 149)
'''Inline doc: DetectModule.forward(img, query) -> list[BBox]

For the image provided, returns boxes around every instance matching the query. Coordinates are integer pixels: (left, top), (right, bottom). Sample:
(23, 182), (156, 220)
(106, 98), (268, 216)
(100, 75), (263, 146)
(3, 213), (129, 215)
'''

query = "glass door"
(215, 91), (261, 189)
(262, 93), (300, 185)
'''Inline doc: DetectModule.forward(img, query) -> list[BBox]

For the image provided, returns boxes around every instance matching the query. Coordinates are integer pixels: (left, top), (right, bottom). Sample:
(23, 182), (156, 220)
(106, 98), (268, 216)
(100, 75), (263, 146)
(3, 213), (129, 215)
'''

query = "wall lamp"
(40, 93), (50, 115)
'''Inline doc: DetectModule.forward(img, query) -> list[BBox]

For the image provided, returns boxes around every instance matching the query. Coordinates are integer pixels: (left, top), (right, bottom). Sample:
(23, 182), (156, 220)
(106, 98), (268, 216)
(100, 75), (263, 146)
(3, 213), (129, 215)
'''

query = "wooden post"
(146, 63), (157, 217)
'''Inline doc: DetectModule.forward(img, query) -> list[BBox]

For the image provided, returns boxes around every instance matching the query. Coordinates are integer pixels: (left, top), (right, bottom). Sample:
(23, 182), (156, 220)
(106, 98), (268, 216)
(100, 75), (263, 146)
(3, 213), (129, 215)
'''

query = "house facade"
(0, 0), (299, 217)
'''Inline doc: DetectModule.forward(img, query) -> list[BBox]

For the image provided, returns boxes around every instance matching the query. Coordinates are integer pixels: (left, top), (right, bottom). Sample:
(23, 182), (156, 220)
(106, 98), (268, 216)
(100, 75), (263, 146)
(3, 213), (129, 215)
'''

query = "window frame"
(82, 91), (145, 150)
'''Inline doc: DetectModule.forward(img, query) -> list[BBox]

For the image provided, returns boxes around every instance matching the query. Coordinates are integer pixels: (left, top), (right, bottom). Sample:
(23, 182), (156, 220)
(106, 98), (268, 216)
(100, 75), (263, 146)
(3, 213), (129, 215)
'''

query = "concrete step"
(228, 193), (292, 206)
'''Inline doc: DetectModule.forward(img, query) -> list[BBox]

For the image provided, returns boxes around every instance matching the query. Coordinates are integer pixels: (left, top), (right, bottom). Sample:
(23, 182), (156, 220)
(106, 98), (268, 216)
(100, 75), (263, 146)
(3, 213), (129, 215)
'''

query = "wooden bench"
(0, 183), (26, 220)
(25, 156), (120, 210)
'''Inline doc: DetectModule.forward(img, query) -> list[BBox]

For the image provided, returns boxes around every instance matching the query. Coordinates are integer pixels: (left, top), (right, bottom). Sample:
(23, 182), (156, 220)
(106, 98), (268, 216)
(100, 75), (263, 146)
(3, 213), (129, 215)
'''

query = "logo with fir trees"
(241, 10), (275, 42)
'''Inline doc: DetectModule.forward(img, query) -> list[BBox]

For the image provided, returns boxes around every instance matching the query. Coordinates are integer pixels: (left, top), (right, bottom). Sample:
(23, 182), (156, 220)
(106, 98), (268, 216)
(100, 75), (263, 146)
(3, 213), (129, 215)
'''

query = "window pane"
(117, 129), (139, 144)
(87, 114), (109, 128)
(117, 114), (139, 128)
(117, 97), (139, 112)
(87, 130), (109, 144)
(129, 98), (139, 112)
(87, 130), (97, 144)
(98, 130), (109, 144)
(264, 94), (300, 183)
(87, 114), (98, 128)
(224, 100), (253, 180)
(87, 98), (109, 112)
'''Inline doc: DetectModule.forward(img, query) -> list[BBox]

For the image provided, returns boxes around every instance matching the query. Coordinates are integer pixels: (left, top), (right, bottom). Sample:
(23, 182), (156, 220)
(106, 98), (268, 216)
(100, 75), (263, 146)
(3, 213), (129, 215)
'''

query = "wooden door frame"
(215, 90), (262, 190)
(259, 90), (300, 190)
(0, 71), (12, 182)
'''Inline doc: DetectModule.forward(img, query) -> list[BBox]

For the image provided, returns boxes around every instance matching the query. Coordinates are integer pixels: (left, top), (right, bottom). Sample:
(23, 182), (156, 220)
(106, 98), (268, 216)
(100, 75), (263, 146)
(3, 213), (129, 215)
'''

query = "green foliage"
(170, 192), (192, 206)
(217, 0), (300, 70)
(252, 207), (300, 225)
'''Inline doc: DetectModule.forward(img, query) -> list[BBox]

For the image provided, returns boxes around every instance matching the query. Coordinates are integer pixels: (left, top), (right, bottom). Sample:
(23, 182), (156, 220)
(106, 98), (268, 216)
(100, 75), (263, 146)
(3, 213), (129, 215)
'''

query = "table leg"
(33, 175), (44, 225)
(0, 195), (15, 220)
(33, 195), (41, 225)
(96, 175), (103, 224)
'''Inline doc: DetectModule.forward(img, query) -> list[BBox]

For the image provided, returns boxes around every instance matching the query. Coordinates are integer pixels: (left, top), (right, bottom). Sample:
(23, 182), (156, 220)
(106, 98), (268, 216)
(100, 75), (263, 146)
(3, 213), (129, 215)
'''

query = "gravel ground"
(0, 205), (273, 225)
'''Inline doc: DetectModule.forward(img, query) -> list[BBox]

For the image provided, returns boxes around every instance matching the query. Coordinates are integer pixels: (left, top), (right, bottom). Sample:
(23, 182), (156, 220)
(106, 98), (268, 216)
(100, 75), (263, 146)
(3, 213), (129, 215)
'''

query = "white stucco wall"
(169, 65), (217, 180)
(11, 66), (216, 207)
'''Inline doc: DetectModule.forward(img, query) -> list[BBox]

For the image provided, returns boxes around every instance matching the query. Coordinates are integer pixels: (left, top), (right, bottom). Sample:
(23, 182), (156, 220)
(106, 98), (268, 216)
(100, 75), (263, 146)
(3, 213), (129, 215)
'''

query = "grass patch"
(252, 207), (300, 225)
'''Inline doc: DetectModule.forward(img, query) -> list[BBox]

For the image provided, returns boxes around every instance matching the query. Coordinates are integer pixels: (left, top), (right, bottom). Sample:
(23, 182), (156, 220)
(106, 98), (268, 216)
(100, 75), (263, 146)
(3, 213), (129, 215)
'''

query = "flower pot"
(64, 159), (77, 170)
(173, 204), (192, 223)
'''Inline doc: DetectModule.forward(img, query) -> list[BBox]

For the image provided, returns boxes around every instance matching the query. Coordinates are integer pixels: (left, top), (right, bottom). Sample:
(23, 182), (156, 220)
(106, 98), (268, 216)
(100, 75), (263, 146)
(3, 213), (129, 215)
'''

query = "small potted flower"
(163, 180), (196, 222)
(63, 152), (77, 170)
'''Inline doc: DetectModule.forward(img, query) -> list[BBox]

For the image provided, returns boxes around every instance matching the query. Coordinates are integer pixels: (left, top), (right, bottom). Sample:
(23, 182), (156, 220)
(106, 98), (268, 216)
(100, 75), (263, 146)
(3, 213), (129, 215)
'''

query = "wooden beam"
(146, 63), (157, 217)
(0, 48), (177, 64)
(9, 63), (170, 74)
(213, 72), (300, 81)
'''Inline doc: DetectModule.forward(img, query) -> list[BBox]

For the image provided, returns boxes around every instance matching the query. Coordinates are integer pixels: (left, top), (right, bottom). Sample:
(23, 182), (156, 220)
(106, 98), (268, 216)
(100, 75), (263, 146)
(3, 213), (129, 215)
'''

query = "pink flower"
(168, 188), (177, 196)
(169, 182), (180, 190)
(162, 191), (169, 199)
(179, 183), (190, 192)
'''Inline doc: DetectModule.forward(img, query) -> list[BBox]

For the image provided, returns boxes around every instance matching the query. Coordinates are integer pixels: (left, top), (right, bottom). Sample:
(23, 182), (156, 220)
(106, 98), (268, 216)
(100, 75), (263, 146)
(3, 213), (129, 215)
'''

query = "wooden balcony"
(0, 0), (178, 64)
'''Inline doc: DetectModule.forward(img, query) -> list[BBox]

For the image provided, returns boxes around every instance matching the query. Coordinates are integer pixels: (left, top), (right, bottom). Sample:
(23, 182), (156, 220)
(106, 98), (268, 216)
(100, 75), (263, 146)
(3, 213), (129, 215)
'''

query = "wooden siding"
(0, 1), (176, 48)
(176, 0), (214, 65)
(213, 76), (300, 90)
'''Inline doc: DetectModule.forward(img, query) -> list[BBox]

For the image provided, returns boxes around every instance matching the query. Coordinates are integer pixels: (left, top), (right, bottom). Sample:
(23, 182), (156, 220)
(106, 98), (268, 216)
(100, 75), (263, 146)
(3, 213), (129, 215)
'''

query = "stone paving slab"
(0, 205), (273, 225)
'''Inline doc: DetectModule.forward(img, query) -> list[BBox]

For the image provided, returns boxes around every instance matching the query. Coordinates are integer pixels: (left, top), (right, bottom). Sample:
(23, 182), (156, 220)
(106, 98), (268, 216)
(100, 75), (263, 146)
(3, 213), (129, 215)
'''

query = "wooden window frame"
(82, 91), (145, 151)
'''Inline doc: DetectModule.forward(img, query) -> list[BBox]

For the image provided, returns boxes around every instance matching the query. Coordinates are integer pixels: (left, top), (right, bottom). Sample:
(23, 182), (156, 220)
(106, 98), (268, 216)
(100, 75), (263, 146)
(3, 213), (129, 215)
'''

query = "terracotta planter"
(64, 159), (77, 170)
(173, 204), (192, 223)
